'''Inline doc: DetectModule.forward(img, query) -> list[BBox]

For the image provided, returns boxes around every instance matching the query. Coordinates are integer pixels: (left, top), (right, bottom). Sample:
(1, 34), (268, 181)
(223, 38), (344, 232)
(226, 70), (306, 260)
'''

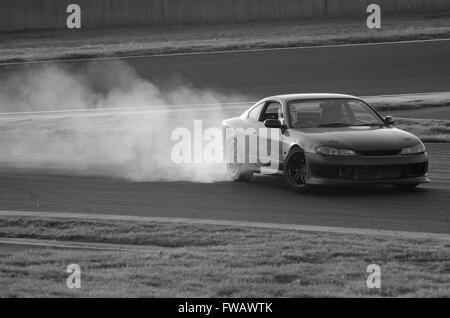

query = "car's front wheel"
(226, 140), (253, 182)
(283, 148), (310, 192)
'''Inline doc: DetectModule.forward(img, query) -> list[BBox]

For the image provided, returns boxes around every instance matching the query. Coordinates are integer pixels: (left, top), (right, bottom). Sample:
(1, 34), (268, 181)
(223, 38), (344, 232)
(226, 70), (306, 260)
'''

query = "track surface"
(129, 40), (450, 97)
(0, 144), (449, 234)
(0, 40), (449, 234)
(137, 40), (450, 96)
(1, 40), (450, 97)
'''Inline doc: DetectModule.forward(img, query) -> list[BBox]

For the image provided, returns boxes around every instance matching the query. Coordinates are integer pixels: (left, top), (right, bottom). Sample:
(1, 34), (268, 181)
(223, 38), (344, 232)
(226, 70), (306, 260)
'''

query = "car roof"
(263, 93), (360, 102)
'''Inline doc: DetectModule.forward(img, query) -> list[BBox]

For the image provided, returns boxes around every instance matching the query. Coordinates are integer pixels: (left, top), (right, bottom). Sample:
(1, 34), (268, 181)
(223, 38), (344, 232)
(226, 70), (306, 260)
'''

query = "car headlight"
(315, 146), (357, 156)
(400, 143), (426, 155)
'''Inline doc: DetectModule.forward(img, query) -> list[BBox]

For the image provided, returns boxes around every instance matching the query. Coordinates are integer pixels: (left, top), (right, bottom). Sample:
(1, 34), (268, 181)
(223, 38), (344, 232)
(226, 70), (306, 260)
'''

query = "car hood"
(291, 127), (421, 151)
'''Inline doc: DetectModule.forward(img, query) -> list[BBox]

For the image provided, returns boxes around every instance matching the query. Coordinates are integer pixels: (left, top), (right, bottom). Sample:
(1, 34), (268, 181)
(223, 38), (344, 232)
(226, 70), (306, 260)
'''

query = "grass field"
(368, 92), (450, 113)
(395, 118), (450, 143)
(368, 93), (450, 142)
(0, 216), (448, 297)
(1, 15), (450, 63)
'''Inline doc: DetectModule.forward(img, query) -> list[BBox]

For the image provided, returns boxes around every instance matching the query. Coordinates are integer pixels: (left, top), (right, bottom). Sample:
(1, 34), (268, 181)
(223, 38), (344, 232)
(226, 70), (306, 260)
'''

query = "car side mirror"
(264, 119), (287, 133)
(264, 119), (282, 128)
(384, 116), (396, 125)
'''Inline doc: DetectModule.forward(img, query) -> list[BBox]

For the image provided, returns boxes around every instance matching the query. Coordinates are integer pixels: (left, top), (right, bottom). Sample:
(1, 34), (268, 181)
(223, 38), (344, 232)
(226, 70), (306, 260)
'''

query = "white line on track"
(1, 38), (449, 67)
(0, 101), (254, 116)
(0, 210), (448, 242)
(0, 237), (158, 253)
(0, 91), (448, 117)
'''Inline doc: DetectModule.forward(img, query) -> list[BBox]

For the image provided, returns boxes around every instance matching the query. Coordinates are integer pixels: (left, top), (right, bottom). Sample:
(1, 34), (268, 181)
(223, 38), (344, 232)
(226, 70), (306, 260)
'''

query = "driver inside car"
(320, 102), (350, 125)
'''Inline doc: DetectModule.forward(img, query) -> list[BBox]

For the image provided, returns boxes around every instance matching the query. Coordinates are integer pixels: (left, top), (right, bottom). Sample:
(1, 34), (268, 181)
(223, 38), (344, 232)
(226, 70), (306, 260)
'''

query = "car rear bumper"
(305, 152), (429, 185)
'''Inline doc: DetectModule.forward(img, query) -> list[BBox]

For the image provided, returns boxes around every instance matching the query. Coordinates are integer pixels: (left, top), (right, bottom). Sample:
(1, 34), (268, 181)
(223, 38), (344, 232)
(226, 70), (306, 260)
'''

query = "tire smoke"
(0, 61), (247, 182)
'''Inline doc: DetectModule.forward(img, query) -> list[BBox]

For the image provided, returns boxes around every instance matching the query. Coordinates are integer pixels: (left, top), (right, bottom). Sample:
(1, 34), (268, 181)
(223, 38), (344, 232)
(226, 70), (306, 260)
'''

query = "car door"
(255, 101), (284, 172)
(242, 102), (264, 164)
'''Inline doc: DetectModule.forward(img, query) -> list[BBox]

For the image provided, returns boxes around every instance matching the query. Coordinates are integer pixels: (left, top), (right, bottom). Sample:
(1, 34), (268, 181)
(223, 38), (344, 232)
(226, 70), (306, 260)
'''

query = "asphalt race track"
(0, 143), (448, 234)
(0, 40), (449, 234)
(1, 39), (450, 97)
(128, 40), (450, 97)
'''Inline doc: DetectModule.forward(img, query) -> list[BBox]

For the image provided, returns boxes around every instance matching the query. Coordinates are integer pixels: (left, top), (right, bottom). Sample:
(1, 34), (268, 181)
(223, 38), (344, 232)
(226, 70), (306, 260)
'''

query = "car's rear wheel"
(226, 139), (253, 182)
(283, 148), (310, 192)
(393, 183), (419, 191)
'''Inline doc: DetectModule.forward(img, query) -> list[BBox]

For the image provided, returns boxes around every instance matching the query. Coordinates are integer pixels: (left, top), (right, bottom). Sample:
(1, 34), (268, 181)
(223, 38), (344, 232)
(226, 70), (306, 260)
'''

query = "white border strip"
(0, 210), (448, 242)
(0, 91), (449, 117)
(0, 101), (254, 116)
(1, 38), (449, 66)
(0, 237), (158, 253)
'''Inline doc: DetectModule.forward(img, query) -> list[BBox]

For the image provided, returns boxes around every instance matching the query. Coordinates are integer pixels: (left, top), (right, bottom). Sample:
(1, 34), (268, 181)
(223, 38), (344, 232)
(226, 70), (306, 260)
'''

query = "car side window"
(260, 102), (282, 122)
(248, 103), (264, 122)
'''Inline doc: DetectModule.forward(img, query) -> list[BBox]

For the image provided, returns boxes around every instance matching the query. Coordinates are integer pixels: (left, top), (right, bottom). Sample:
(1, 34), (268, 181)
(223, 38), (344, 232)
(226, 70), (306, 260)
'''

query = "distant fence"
(0, 0), (449, 31)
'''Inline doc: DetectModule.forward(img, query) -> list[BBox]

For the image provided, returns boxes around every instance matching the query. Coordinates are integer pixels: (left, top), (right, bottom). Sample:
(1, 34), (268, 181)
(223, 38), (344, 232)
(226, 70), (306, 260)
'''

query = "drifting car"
(223, 93), (429, 192)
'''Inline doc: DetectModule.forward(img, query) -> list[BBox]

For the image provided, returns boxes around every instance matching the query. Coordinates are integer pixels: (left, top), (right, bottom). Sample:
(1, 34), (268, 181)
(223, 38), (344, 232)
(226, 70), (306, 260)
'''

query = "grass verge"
(0, 216), (448, 297)
(396, 118), (450, 143)
(1, 15), (450, 63)
(368, 92), (450, 142)
(367, 92), (450, 113)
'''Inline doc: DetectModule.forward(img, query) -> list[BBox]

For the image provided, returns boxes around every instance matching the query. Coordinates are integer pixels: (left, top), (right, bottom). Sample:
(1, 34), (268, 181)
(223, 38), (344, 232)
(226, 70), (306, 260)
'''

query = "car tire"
(226, 139), (254, 182)
(393, 183), (419, 191)
(283, 148), (310, 192)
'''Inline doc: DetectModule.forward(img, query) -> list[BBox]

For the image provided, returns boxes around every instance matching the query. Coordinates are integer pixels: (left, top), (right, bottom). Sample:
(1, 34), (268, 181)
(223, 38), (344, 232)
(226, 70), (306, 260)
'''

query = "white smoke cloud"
(0, 61), (247, 183)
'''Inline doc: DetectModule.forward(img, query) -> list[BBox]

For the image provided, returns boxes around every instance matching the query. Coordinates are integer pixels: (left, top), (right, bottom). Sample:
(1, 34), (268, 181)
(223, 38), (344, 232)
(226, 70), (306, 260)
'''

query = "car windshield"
(288, 98), (385, 129)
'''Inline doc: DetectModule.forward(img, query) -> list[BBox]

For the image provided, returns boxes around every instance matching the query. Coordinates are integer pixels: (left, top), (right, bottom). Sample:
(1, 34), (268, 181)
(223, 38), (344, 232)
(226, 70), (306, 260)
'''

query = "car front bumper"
(304, 152), (430, 185)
